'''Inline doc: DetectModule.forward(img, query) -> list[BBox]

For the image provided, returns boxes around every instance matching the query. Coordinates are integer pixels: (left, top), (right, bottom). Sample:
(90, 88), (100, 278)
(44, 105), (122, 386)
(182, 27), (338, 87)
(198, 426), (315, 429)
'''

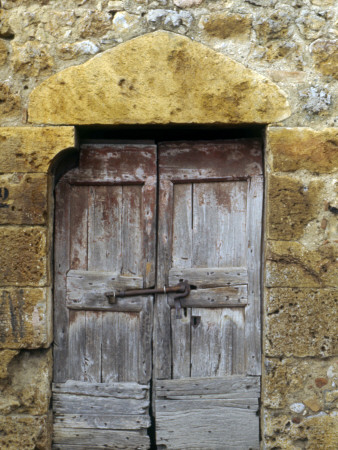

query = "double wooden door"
(53, 140), (263, 450)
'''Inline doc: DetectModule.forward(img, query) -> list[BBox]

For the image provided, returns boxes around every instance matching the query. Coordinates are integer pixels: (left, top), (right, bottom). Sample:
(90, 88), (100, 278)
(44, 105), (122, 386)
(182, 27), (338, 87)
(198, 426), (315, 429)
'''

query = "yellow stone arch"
(29, 31), (290, 125)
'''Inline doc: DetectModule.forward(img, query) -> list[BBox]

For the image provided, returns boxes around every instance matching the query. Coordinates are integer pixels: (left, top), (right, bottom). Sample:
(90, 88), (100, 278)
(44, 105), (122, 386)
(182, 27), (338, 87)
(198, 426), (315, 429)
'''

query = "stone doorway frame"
(4, 30), (319, 448)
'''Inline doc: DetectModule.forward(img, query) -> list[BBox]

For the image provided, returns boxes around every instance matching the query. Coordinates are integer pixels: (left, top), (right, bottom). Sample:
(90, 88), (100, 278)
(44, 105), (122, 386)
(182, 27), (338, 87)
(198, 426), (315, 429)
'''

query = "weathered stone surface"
(310, 39), (338, 79)
(0, 40), (8, 66)
(265, 288), (338, 357)
(0, 350), (52, 415)
(266, 241), (337, 288)
(0, 174), (48, 225)
(28, 31), (291, 125)
(12, 42), (54, 77)
(268, 127), (338, 173)
(0, 127), (75, 173)
(0, 227), (47, 286)
(199, 13), (252, 39)
(0, 83), (21, 119)
(0, 288), (51, 348)
(0, 350), (19, 379)
(267, 175), (323, 240)
(255, 8), (293, 43)
(174, 0), (204, 7)
(0, 414), (51, 449)
(263, 357), (337, 410)
(264, 411), (338, 449)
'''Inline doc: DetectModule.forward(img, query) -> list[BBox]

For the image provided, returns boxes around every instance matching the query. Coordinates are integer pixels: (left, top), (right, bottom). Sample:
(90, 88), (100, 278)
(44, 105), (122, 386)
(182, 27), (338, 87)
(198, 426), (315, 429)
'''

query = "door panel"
(154, 140), (262, 449)
(53, 144), (157, 448)
(53, 140), (263, 449)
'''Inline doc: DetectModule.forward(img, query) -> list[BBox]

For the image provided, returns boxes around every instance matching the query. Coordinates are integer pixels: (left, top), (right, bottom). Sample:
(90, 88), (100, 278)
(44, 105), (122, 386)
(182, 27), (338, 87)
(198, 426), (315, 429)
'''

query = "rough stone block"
(265, 288), (338, 357)
(0, 83), (21, 120)
(263, 356), (337, 409)
(0, 288), (51, 348)
(0, 350), (19, 379)
(266, 241), (337, 288)
(310, 39), (338, 80)
(267, 175), (323, 240)
(0, 349), (52, 416)
(199, 13), (252, 39)
(0, 414), (51, 449)
(268, 127), (338, 173)
(264, 411), (338, 449)
(0, 174), (48, 225)
(12, 42), (54, 77)
(0, 227), (47, 286)
(0, 127), (75, 173)
(28, 31), (291, 125)
(0, 40), (8, 66)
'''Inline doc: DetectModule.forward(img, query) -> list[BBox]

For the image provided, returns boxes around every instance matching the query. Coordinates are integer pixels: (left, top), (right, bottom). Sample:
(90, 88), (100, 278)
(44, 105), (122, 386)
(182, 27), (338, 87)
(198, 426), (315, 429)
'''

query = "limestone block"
(0, 83), (21, 120)
(0, 350), (52, 415)
(268, 127), (338, 173)
(267, 175), (323, 240)
(266, 241), (337, 288)
(263, 357), (337, 409)
(255, 8), (293, 43)
(28, 31), (291, 125)
(0, 288), (51, 348)
(0, 350), (19, 379)
(310, 40), (338, 80)
(199, 13), (252, 39)
(265, 288), (338, 357)
(77, 10), (112, 38)
(0, 414), (51, 449)
(174, 0), (204, 7)
(0, 127), (75, 173)
(0, 40), (8, 66)
(264, 411), (338, 449)
(12, 42), (54, 77)
(0, 227), (47, 286)
(0, 174), (48, 225)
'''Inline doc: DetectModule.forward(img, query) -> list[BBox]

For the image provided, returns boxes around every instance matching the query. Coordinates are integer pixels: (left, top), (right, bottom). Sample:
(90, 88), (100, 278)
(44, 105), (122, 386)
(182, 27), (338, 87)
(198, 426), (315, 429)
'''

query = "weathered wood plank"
(101, 311), (140, 383)
(53, 394), (149, 415)
(52, 381), (149, 398)
(54, 414), (151, 430)
(122, 185), (143, 277)
(245, 176), (263, 376)
(54, 180), (71, 383)
(53, 427), (150, 448)
(85, 311), (102, 382)
(155, 375), (260, 396)
(141, 179), (156, 288)
(158, 140), (263, 181)
(169, 267), (248, 287)
(156, 399), (258, 412)
(154, 178), (174, 380)
(172, 183), (193, 269)
(155, 406), (259, 449)
(167, 286), (247, 308)
(66, 270), (143, 307)
(68, 310), (86, 381)
(171, 308), (191, 379)
(138, 297), (153, 385)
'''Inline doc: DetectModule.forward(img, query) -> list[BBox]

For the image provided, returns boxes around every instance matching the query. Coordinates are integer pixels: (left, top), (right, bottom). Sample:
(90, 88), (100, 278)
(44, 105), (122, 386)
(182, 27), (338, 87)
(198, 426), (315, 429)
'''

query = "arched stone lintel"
(28, 31), (291, 126)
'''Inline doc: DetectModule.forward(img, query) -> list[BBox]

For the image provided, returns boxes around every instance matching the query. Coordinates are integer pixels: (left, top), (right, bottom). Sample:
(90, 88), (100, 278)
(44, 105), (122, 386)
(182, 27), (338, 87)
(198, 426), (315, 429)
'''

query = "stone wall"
(0, 0), (337, 448)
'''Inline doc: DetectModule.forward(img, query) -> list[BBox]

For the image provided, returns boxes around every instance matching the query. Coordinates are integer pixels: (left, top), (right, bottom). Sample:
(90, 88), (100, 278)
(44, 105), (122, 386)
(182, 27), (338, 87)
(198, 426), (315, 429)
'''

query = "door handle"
(105, 281), (190, 318)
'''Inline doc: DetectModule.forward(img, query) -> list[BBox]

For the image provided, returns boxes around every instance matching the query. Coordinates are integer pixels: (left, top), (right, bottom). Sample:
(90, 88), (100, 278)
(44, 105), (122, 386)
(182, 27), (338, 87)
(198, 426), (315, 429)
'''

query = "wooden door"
(154, 141), (263, 449)
(53, 140), (263, 450)
(53, 143), (157, 449)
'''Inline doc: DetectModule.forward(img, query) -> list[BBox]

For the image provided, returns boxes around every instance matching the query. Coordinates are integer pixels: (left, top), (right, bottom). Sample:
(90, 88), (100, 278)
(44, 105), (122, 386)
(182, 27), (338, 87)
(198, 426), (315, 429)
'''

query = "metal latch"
(105, 281), (190, 318)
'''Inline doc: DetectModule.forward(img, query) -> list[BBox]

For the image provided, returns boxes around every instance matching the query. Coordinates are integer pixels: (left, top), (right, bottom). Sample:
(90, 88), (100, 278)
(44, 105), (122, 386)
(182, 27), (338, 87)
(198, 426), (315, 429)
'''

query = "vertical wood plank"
(122, 185), (143, 277)
(154, 178), (174, 380)
(245, 176), (263, 375)
(142, 178), (157, 288)
(172, 184), (193, 269)
(54, 180), (71, 383)
(138, 297), (153, 385)
(171, 308), (191, 379)
(68, 185), (88, 380)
